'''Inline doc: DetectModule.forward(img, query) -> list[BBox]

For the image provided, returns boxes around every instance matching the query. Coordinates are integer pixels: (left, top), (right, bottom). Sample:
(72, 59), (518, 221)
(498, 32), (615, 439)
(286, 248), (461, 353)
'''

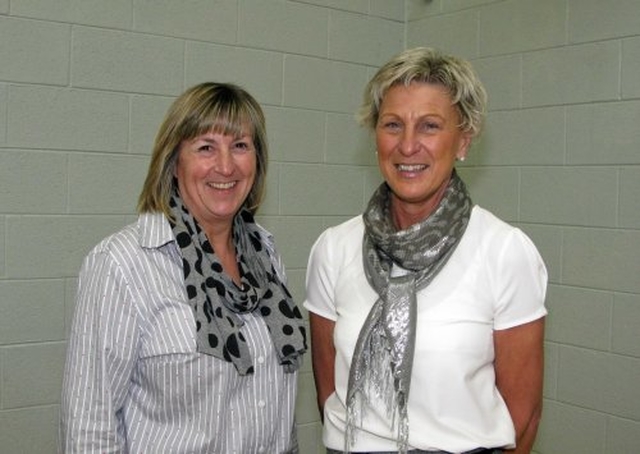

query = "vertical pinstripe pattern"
(60, 213), (299, 454)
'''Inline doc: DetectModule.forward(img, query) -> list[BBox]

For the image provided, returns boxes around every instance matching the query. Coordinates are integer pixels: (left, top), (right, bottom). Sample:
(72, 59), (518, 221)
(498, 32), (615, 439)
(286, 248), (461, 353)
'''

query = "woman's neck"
(206, 224), (242, 285)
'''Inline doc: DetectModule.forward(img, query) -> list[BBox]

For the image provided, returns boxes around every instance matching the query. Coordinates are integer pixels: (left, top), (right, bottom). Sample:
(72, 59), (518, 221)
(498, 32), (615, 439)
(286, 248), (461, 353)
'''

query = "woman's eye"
(382, 121), (401, 131)
(420, 122), (440, 132)
(233, 141), (251, 151)
(198, 145), (213, 152)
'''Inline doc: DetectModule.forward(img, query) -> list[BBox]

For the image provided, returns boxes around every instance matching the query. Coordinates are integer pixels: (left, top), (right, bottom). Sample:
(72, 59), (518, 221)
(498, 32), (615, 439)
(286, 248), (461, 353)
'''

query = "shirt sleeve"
(60, 248), (140, 453)
(303, 228), (339, 321)
(491, 228), (548, 330)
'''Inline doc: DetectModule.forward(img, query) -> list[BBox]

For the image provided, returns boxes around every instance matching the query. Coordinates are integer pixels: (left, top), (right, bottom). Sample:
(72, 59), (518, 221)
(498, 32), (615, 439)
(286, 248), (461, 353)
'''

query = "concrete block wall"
(3, 0), (639, 453)
(407, 0), (640, 453)
(0, 1), (403, 453)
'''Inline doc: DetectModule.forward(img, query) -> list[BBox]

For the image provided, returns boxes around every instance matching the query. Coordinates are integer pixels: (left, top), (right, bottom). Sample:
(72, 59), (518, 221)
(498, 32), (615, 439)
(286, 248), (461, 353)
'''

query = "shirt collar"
(137, 212), (175, 249)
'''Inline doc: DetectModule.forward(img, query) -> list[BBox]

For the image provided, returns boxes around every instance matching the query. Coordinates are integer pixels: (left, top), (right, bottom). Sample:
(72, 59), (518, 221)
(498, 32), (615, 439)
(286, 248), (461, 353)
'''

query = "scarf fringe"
(345, 327), (409, 454)
(345, 172), (472, 453)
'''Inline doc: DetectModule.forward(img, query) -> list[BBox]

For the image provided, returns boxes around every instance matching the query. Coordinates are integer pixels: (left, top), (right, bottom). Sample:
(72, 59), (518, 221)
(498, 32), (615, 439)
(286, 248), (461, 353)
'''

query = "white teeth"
(209, 181), (236, 189)
(397, 164), (426, 172)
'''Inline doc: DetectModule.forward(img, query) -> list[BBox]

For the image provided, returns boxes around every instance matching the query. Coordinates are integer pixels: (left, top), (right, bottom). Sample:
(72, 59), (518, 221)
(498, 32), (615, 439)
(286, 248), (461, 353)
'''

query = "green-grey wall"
(408, 1), (640, 453)
(0, 1), (402, 453)
(0, 1), (639, 453)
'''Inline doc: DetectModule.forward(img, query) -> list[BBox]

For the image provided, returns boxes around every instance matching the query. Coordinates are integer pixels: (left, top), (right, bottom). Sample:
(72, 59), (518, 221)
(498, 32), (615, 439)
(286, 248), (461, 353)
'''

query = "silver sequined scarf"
(345, 172), (472, 453)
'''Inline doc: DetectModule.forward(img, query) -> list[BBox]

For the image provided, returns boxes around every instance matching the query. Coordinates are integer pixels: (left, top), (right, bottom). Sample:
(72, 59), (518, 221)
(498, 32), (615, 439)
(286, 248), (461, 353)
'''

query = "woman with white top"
(305, 48), (547, 454)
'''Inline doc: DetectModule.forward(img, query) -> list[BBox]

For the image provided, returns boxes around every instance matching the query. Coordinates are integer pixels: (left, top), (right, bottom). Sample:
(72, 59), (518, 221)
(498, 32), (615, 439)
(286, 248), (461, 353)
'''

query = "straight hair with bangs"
(137, 82), (268, 219)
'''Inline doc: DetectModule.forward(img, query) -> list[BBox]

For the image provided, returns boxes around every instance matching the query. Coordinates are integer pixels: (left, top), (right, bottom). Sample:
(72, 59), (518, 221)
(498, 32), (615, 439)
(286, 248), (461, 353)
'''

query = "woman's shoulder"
(469, 205), (514, 234)
(87, 213), (170, 260)
(318, 215), (364, 246)
(469, 205), (544, 267)
(468, 205), (528, 244)
(308, 215), (364, 267)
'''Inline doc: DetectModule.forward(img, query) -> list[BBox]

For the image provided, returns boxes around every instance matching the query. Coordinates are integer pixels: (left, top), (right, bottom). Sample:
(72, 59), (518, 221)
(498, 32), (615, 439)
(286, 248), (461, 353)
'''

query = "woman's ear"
(456, 132), (473, 161)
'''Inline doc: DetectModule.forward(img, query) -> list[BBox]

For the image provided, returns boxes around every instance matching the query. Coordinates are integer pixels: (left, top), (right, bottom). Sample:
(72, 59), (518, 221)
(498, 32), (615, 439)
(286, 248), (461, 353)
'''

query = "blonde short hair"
(359, 47), (487, 137)
(137, 82), (268, 218)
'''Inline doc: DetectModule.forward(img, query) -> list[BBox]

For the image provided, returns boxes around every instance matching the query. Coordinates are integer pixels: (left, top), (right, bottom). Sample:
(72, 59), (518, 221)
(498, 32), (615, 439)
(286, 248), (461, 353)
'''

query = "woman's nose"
(399, 130), (419, 156)
(214, 148), (234, 175)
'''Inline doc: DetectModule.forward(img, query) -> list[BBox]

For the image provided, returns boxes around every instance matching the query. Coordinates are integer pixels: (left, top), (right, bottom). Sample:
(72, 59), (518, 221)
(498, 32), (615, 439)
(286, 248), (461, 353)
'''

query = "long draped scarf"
(169, 189), (307, 375)
(345, 171), (472, 453)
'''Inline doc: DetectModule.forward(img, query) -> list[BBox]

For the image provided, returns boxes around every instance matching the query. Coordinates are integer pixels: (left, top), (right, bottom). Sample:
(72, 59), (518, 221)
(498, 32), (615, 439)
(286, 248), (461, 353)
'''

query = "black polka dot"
(246, 272), (259, 288)
(205, 277), (216, 288)
(250, 234), (262, 251)
(182, 258), (191, 278)
(279, 300), (296, 318)
(282, 344), (295, 356)
(260, 306), (271, 316)
(208, 334), (218, 348)
(211, 262), (223, 273)
(226, 334), (240, 358)
(214, 280), (226, 296)
(202, 300), (213, 323)
(202, 241), (214, 254)
(282, 325), (293, 335)
(176, 232), (191, 248)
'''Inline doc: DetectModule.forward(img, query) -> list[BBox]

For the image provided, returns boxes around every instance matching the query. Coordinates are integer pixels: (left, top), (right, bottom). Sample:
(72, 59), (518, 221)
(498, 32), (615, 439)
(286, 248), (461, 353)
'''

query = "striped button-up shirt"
(61, 213), (299, 453)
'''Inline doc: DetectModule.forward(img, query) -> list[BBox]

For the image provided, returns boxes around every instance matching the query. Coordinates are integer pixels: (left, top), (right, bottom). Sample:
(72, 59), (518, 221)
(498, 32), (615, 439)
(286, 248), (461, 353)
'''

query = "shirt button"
(258, 447), (265, 453)
(257, 356), (265, 364)
(258, 400), (266, 408)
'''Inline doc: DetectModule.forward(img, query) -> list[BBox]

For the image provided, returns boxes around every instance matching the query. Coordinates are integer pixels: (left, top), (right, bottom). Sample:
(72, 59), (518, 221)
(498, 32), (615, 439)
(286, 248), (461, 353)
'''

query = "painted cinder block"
(71, 27), (184, 96)
(186, 42), (284, 107)
(0, 150), (67, 214)
(134, 0), (236, 44)
(329, 10), (403, 66)
(0, 16), (69, 85)
(239, 1), (328, 57)
(0, 279), (66, 344)
(7, 85), (129, 152)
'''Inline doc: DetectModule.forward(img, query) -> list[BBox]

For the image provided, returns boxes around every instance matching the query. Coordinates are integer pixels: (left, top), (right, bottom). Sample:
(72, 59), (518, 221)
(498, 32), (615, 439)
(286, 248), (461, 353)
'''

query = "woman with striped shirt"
(61, 82), (307, 453)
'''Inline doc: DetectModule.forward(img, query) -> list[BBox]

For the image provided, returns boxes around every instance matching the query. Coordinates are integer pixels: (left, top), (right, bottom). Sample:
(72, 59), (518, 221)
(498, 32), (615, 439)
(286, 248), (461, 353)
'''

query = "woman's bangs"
(199, 99), (252, 138)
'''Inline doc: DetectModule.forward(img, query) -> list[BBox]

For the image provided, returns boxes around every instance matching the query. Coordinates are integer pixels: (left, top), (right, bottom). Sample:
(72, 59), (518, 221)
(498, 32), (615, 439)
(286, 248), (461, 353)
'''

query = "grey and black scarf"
(345, 171), (472, 453)
(169, 189), (307, 375)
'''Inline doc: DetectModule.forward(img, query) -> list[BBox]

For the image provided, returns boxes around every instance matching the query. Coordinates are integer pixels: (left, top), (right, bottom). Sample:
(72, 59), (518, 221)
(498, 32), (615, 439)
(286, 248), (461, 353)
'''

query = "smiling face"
(175, 127), (257, 235)
(376, 82), (472, 229)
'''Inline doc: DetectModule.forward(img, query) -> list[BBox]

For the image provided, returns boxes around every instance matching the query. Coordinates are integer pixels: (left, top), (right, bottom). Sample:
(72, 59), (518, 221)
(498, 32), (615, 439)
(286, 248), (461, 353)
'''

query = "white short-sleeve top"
(304, 205), (548, 453)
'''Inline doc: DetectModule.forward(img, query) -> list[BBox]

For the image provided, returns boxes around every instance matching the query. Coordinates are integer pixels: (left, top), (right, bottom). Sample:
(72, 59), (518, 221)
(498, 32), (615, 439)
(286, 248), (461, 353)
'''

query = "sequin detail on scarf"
(346, 172), (472, 453)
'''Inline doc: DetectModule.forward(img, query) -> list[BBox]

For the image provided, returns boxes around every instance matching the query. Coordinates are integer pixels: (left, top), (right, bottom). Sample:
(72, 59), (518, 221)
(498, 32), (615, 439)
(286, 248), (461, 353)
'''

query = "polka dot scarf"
(169, 189), (307, 375)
